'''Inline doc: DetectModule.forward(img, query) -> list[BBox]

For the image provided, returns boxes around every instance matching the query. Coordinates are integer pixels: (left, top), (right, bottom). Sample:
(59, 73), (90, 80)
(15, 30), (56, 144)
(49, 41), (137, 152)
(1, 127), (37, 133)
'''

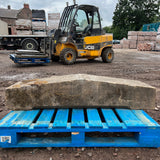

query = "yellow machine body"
(55, 34), (113, 59)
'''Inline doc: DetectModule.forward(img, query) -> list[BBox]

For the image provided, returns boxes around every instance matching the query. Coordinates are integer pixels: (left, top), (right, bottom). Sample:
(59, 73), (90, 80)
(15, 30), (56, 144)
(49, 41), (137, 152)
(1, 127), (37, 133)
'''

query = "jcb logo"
(85, 45), (95, 50)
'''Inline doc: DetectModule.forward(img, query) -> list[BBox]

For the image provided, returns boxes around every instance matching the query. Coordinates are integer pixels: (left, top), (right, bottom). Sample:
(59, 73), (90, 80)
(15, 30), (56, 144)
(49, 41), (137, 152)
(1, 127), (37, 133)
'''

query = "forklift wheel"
(102, 48), (114, 63)
(60, 48), (76, 65)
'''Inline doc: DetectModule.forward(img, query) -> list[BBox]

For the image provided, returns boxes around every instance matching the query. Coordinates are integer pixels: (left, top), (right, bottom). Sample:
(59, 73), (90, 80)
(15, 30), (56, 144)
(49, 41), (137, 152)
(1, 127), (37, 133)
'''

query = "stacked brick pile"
(48, 13), (60, 31)
(137, 43), (152, 51)
(113, 31), (157, 51)
(155, 27), (160, 51)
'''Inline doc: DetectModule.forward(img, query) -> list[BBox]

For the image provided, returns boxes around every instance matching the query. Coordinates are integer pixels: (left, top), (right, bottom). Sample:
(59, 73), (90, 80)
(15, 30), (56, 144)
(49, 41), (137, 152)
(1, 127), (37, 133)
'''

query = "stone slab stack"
(32, 10), (47, 35)
(113, 31), (157, 51)
(5, 74), (156, 110)
(15, 19), (32, 35)
(48, 13), (60, 31)
(155, 27), (160, 51)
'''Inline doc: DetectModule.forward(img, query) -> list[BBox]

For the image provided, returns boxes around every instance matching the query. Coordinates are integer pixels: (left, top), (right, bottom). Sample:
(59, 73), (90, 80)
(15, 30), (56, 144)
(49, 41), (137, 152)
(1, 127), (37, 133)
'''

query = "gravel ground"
(0, 49), (160, 160)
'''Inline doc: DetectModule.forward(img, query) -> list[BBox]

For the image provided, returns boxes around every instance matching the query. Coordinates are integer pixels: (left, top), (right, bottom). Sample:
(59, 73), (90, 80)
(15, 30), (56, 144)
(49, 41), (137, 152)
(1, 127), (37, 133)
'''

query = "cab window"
(75, 9), (88, 32)
(93, 11), (100, 29)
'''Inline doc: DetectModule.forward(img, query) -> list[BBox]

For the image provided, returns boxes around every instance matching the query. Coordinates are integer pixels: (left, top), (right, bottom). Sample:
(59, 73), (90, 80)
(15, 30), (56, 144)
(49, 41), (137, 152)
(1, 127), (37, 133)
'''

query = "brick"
(144, 36), (152, 41)
(130, 43), (137, 49)
(113, 44), (122, 49)
(123, 44), (129, 49)
(138, 36), (145, 41)
(129, 40), (137, 49)
(123, 40), (130, 45)
(147, 42), (156, 51)
(128, 36), (138, 40)
(138, 31), (144, 36)
(128, 31), (138, 36)
(150, 36), (156, 41)
(137, 43), (152, 51)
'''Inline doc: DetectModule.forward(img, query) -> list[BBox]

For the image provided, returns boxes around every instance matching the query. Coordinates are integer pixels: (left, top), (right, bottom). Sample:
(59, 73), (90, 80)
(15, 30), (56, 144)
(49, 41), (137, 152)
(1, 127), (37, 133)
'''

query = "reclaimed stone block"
(5, 74), (156, 110)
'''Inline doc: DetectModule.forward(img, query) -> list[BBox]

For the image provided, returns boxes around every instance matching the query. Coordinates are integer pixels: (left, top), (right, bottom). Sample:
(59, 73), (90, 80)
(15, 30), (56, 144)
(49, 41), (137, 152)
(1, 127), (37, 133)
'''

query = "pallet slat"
(132, 110), (159, 127)
(0, 111), (23, 127)
(10, 110), (40, 128)
(115, 109), (145, 127)
(71, 109), (85, 128)
(53, 109), (69, 128)
(34, 109), (55, 128)
(87, 109), (103, 128)
(101, 109), (122, 128)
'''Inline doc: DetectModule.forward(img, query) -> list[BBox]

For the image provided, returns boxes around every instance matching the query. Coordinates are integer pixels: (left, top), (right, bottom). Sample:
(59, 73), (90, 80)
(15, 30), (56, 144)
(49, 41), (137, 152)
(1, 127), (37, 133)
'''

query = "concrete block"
(5, 74), (156, 110)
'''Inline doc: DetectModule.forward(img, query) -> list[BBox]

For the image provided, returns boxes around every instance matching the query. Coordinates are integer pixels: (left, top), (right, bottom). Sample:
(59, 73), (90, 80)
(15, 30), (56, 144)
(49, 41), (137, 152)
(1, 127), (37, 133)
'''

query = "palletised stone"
(5, 74), (156, 110)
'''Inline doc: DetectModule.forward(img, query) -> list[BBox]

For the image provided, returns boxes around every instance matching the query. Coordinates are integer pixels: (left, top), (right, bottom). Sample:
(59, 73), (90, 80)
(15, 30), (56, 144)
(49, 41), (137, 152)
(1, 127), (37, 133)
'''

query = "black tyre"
(102, 48), (114, 63)
(51, 55), (60, 62)
(60, 48), (76, 65)
(22, 39), (38, 50)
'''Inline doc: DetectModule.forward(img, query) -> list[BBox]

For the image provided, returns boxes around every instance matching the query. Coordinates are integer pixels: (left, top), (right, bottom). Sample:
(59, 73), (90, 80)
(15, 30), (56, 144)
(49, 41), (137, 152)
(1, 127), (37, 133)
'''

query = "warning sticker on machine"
(0, 136), (11, 143)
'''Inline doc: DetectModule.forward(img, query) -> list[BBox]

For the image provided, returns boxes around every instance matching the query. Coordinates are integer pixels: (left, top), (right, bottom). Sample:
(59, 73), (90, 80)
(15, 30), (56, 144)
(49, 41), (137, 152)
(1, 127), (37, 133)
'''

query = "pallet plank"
(0, 111), (23, 127)
(53, 109), (69, 128)
(87, 109), (103, 128)
(10, 110), (40, 128)
(34, 109), (55, 128)
(71, 109), (85, 128)
(101, 109), (122, 128)
(116, 109), (145, 127)
(132, 110), (159, 127)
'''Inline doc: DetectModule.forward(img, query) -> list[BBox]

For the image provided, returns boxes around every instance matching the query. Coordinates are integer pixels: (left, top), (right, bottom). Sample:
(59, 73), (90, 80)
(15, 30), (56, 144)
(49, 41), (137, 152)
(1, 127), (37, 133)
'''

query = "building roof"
(0, 8), (19, 19)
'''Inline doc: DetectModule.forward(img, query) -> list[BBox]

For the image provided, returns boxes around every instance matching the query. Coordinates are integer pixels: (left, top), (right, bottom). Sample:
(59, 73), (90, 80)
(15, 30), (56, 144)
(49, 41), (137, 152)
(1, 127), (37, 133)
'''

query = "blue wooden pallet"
(0, 108), (160, 148)
(10, 54), (50, 64)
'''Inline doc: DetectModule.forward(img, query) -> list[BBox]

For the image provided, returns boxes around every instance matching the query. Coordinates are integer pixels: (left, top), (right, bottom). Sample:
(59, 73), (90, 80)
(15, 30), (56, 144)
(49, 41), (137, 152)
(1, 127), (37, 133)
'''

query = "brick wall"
(17, 4), (32, 20)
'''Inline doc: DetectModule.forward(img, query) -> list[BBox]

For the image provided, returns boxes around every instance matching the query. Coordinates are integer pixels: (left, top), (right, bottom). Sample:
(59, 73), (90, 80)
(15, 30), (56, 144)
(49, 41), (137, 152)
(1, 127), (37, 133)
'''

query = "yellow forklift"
(10, 1), (114, 65)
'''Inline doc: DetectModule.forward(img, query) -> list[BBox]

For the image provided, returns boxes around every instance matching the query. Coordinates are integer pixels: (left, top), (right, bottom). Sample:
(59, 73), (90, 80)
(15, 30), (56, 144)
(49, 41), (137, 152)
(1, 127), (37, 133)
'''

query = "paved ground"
(0, 49), (160, 160)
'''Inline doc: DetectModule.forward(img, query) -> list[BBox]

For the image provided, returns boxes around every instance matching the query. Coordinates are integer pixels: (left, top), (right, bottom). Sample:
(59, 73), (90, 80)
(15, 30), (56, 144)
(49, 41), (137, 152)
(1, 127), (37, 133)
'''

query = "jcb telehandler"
(10, 1), (114, 65)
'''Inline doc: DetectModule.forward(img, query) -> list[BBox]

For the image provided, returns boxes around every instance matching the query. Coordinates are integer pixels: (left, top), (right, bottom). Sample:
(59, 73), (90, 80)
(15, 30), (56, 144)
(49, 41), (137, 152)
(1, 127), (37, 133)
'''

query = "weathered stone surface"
(5, 74), (156, 110)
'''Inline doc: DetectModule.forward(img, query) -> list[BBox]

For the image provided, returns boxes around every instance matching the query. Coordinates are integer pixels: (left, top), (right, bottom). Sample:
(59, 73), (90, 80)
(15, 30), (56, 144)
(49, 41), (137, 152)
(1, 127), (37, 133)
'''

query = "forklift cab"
(58, 4), (102, 44)
(72, 5), (102, 38)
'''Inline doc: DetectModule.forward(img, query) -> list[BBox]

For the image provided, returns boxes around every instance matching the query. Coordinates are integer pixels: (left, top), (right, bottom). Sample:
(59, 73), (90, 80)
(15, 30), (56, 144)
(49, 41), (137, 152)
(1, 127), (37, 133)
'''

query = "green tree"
(112, 0), (159, 39)
(103, 26), (112, 33)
